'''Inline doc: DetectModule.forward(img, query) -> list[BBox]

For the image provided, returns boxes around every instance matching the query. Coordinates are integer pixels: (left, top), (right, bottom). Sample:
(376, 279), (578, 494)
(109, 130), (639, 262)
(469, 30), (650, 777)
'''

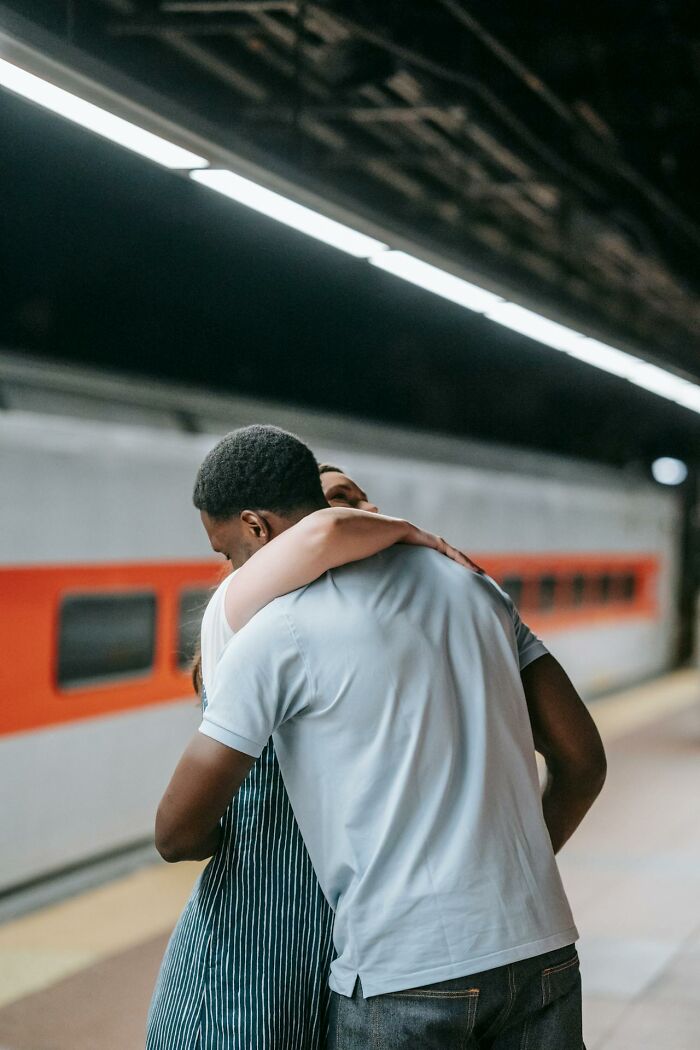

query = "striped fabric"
(147, 740), (334, 1049)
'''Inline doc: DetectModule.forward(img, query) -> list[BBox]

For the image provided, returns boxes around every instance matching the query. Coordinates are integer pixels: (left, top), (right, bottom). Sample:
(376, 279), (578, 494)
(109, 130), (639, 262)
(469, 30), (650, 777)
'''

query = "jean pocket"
(387, 986), (480, 1000)
(540, 950), (580, 1008)
(382, 986), (480, 1042)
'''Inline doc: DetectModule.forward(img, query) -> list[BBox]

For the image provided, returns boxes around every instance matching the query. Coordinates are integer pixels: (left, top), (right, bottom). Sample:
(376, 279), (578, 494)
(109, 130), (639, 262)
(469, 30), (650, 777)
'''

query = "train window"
(621, 573), (637, 602)
(539, 574), (557, 611)
(611, 573), (626, 602)
(57, 592), (156, 689)
(500, 576), (523, 608)
(587, 579), (604, 604)
(177, 588), (213, 670)
(571, 573), (586, 606)
(486, 566), (642, 615)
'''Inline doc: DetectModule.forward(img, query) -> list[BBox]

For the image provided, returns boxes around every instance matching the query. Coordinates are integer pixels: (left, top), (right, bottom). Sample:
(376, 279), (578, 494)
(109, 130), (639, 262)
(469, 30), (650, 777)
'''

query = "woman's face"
(321, 470), (379, 513)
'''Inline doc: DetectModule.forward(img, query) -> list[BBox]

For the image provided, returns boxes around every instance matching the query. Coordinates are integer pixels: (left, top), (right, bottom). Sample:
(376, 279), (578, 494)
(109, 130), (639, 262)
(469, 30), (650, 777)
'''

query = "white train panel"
(0, 701), (200, 891)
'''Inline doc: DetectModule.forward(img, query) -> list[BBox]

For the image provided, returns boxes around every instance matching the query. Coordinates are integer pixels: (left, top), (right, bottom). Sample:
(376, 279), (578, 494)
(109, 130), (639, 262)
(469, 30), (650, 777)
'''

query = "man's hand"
(155, 734), (254, 862)
(521, 654), (607, 853)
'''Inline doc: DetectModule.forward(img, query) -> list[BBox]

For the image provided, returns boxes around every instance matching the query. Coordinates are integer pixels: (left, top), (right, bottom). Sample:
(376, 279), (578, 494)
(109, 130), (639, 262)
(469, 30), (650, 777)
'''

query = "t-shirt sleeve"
(483, 575), (548, 671)
(199, 607), (310, 758)
(509, 599), (548, 670)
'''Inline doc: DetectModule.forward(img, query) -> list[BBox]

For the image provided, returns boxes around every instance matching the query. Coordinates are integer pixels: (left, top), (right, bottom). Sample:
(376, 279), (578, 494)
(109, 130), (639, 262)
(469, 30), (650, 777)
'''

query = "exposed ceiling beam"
(107, 14), (269, 35)
(162, 1), (296, 10)
(240, 103), (467, 124)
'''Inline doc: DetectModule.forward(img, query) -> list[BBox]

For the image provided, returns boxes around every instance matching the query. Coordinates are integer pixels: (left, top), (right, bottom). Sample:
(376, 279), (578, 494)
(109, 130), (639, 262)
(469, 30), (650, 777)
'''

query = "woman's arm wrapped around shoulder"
(224, 507), (480, 631)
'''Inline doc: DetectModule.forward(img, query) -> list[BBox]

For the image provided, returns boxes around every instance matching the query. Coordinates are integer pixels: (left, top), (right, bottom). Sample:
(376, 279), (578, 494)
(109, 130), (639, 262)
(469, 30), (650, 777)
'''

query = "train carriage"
(0, 352), (681, 894)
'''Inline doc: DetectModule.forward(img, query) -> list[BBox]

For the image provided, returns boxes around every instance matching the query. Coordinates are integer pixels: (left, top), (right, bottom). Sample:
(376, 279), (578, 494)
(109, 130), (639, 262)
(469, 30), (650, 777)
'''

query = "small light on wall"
(651, 457), (688, 486)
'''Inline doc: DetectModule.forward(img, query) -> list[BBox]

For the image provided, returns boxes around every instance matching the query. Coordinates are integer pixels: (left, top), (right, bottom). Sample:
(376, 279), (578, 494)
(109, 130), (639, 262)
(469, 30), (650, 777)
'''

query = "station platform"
(1, 670), (698, 1050)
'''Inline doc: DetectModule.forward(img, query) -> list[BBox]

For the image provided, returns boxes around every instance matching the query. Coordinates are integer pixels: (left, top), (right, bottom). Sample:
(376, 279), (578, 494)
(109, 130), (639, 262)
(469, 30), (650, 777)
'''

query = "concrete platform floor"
(1, 670), (698, 1049)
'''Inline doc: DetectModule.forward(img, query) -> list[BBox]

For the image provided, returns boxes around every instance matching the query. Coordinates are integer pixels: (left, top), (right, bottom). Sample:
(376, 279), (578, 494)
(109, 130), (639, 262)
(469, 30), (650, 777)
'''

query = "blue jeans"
(327, 945), (583, 1049)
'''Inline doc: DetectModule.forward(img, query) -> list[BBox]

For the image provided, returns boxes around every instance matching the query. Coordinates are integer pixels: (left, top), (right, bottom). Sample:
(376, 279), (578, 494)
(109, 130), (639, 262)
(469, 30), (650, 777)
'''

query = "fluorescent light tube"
(629, 363), (700, 412)
(191, 169), (387, 258)
(562, 338), (643, 381)
(4, 48), (698, 416)
(0, 57), (208, 170)
(560, 338), (700, 410)
(484, 302), (586, 353)
(486, 303), (700, 412)
(369, 251), (504, 313)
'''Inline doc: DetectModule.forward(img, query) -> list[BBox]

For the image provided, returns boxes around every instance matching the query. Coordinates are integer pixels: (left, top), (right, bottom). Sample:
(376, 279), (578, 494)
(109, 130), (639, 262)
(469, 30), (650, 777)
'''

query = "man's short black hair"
(193, 424), (326, 520)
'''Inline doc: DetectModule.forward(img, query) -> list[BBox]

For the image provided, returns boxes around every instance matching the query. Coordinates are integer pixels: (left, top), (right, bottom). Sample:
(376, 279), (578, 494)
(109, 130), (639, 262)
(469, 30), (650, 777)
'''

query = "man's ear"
(240, 510), (271, 544)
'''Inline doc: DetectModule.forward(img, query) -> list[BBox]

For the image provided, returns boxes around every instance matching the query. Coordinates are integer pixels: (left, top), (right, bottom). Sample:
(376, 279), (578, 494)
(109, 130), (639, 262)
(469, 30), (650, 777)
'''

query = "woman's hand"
(435, 537), (485, 574)
(402, 523), (484, 574)
(224, 508), (485, 634)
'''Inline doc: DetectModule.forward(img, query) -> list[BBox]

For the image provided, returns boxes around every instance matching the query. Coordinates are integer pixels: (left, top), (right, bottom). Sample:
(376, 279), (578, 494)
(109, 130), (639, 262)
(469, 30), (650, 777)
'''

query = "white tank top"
(200, 571), (236, 702)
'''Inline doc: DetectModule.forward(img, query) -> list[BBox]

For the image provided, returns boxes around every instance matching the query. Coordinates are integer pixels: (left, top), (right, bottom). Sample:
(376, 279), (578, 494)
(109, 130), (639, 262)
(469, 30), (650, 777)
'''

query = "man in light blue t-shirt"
(157, 425), (606, 1049)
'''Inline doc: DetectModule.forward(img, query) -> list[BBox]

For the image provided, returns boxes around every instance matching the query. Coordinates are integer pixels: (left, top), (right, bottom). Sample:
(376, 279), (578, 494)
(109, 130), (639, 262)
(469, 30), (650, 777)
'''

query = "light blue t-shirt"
(201, 547), (578, 997)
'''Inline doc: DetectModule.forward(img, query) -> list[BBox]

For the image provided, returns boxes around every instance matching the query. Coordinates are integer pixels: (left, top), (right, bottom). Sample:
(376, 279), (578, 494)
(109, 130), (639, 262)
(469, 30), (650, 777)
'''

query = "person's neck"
(266, 502), (326, 539)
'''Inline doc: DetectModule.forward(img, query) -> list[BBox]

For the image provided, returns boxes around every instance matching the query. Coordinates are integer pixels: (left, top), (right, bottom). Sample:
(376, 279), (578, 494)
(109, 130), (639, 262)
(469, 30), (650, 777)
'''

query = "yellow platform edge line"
(0, 861), (204, 1008)
(591, 667), (698, 743)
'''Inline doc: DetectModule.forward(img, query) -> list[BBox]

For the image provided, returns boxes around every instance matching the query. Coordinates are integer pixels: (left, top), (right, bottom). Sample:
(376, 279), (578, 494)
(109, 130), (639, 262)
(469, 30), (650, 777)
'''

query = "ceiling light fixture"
(484, 302), (586, 353)
(651, 457), (688, 486)
(371, 254), (700, 413)
(2, 46), (699, 417)
(483, 303), (700, 409)
(191, 169), (387, 258)
(370, 251), (504, 313)
(0, 57), (208, 170)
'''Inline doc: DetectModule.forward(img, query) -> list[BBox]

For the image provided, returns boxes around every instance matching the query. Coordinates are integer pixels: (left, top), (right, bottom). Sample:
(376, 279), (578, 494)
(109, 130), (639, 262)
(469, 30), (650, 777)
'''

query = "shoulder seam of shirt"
(481, 574), (525, 629)
(278, 607), (318, 704)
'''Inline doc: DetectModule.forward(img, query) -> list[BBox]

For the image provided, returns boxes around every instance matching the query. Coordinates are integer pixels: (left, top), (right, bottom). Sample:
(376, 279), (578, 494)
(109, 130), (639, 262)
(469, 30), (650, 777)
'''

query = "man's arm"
(521, 653), (607, 853)
(156, 602), (309, 862)
(155, 734), (254, 862)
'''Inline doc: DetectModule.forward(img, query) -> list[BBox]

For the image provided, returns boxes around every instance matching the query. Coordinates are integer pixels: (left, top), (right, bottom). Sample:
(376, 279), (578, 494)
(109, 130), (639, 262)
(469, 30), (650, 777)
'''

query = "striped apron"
(146, 740), (334, 1049)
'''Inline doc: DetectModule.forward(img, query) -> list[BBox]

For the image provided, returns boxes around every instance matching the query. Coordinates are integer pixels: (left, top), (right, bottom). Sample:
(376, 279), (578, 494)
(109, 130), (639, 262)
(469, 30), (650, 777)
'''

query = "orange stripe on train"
(0, 555), (657, 737)
(0, 560), (223, 737)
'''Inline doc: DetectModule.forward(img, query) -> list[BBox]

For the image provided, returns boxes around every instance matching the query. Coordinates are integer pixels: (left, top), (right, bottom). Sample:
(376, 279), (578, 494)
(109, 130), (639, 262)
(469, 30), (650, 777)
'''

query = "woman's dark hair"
(193, 424), (326, 520)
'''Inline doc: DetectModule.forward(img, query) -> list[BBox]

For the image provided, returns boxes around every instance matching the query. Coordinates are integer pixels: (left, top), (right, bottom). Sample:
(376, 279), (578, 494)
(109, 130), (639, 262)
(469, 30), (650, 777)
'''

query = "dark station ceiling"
(5, 0), (700, 374)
